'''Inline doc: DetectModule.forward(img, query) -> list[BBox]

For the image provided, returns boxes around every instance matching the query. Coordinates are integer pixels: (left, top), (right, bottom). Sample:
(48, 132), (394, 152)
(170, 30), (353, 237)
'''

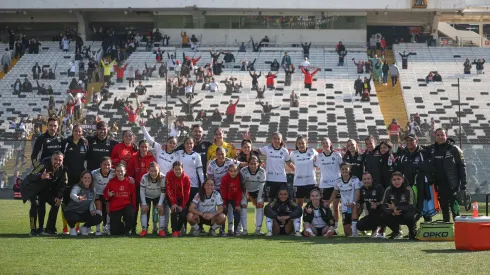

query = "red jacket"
(225, 99), (240, 116)
(266, 74), (276, 86)
(302, 68), (320, 84)
(165, 170), (191, 208)
(114, 64), (128, 79)
(381, 39), (387, 49)
(124, 106), (139, 123)
(110, 142), (137, 166)
(104, 177), (136, 212)
(126, 152), (156, 186)
(220, 174), (242, 207)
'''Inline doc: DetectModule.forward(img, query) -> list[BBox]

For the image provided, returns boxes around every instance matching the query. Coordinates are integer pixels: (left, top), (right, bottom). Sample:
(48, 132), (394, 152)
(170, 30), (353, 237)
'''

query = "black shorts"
(342, 212), (352, 225)
(95, 194), (107, 203)
(199, 216), (213, 226)
(294, 185), (316, 200)
(315, 226), (327, 236)
(144, 197), (160, 207)
(321, 187), (341, 201)
(276, 219), (288, 235)
(248, 191), (259, 200)
(264, 181), (285, 199)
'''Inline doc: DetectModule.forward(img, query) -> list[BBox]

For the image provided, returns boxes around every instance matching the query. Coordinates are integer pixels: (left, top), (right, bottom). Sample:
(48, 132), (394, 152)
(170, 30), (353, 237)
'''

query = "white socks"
(352, 221), (358, 235)
(191, 224), (199, 230)
(95, 210), (103, 232)
(266, 217), (273, 232)
(334, 221), (338, 230)
(240, 208), (248, 231)
(255, 208), (264, 230)
(159, 216), (165, 230)
(211, 223), (219, 231)
(293, 218), (301, 232)
(163, 205), (170, 230)
(106, 214), (110, 226)
(140, 213), (148, 230)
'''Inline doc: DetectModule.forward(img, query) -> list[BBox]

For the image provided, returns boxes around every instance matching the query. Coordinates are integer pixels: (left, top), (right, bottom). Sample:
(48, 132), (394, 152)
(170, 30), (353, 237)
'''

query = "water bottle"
(153, 207), (159, 223)
(472, 202), (479, 218)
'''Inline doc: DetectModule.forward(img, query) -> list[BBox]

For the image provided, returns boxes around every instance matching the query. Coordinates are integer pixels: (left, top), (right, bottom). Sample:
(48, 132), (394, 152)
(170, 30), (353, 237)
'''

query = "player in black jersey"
(86, 121), (118, 171)
(31, 118), (63, 167)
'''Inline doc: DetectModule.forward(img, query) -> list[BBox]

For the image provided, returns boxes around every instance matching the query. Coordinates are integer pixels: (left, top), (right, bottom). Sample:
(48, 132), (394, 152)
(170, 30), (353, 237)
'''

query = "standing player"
(31, 117), (63, 167)
(240, 156), (266, 235)
(176, 125), (212, 175)
(138, 162), (166, 237)
(178, 138), (205, 208)
(327, 163), (362, 236)
(166, 161), (191, 237)
(140, 121), (180, 175)
(92, 157), (115, 235)
(259, 133), (294, 201)
(206, 128), (237, 162)
(110, 130), (137, 166)
(220, 164), (243, 235)
(86, 121), (118, 172)
(314, 137), (343, 231)
(187, 178), (226, 236)
(289, 136), (317, 207)
(343, 139), (363, 179)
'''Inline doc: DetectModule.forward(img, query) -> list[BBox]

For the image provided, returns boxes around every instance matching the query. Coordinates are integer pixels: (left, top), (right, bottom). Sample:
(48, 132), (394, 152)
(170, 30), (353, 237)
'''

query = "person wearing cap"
(426, 128), (467, 222)
(86, 121), (118, 171)
(397, 134), (432, 221)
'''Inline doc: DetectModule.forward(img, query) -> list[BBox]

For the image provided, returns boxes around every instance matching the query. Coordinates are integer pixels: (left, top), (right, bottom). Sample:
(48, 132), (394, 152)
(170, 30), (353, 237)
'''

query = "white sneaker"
(80, 226), (89, 236)
(350, 232), (358, 237)
(294, 231), (302, 237)
(103, 225), (110, 234)
(95, 231), (102, 236)
(69, 228), (77, 236)
(209, 230), (217, 237)
(265, 231), (273, 237)
(241, 230), (248, 236)
(375, 233), (386, 239)
(254, 229), (263, 236)
(191, 228), (201, 237)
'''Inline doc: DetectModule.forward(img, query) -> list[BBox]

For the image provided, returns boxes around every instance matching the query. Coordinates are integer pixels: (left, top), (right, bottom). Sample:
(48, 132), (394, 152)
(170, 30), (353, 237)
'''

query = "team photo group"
(21, 116), (466, 240)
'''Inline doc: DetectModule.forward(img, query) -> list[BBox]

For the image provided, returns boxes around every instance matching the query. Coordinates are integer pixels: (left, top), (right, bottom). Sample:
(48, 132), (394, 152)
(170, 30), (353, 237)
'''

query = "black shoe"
(30, 229), (40, 236)
(423, 216), (432, 222)
(42, 229), (57, 236)
(388, 231), (403, 240)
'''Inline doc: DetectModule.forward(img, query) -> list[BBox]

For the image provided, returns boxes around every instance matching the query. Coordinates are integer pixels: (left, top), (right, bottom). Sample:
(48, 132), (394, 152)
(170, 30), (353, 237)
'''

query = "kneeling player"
(302, 188), (335, 238)
(357, 172), (385, 238)
(264, 186), (302, 236)
(139, 162), (166, 237)
(327, 163), (361, 236)
(187, 178), (226, 236)
(240, 156), (266, 235)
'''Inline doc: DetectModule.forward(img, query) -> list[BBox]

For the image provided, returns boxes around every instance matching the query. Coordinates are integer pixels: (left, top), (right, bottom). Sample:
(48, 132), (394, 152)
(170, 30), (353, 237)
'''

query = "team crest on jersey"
(372, 190), (376, 196)
(307, 153), (311, 157)
(202, 144), (206, 149)
(401, 194), (406, 201)
(192, 157), (195, 160)
(170, 156), (174, 160)
(141, 163), (145, 168)
(46, 139), (50, 143)
(119, 186), (124, 191)
(357, 156), (362, 161)
(211, 199), (214, 203)
(332, 157), (335, 161)
(280, 152), (283, 155)
(80, 147), (85, 152)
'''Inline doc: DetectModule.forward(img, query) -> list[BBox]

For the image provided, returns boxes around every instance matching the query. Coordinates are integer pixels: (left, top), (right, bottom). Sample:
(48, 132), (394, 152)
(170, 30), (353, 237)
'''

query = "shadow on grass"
(422, 249), (471, 254)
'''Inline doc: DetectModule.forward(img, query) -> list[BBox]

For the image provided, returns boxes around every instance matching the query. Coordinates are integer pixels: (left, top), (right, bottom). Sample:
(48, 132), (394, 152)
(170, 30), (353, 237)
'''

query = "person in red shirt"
(301, 67), (320, 89)
(266, 72), (276, 90)
(220, 164), (243, 235)
(166, 161), (191, 237)
(124, 103), (139, 125)
(110, 130), (137, 166)
(114, 63), (128, 83)
(126, 140), (156, 233)
(388, 119), (401, 146)
(104, 164), (136, 236)
(225, 97), (240, 123)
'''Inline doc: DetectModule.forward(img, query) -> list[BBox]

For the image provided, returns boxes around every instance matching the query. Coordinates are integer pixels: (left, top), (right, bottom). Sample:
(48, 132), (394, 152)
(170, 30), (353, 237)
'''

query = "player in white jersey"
(91, 156), (115, 235)
(140, 122), (180, 175)
(187, 178), (226, 236)
(178, 137), (205, 207)
(138, 162), (167, 237)
(327, 163), (361, 236)
(207, 147), (240, 191)
(290, 136), (318, 207)
(314, 137), (343, 229)
(240, 156), (266, 235)
(259, 133), (294, 201)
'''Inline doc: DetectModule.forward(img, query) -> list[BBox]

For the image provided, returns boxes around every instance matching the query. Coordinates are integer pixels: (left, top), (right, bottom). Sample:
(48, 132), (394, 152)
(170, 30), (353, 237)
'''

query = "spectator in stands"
(388, 119), (401, 145)
(1, 48), (11, 73)
(15, 40), (22, 59)
(363, 75), (372, 94)
(369, 35), (377, 57)
(284, 64), (295, 86)
(127, 66), (135, 87)
(301, 67), (320, 89)
(144, 63), (157, 79)
(75, 33), (83, 53)
(69, 78), (79, 91)
(281, 52), (291, 71)
(181, 31), (190, 48)
(225, 97), (240, 123)
(300, 57), (310, 69)
(40, 69), (48, 80)
(62, 36), (70, 52)
(472, 59), (485, 74)
(1, 171), (8, 188)
(247, 58), (257, 71)
(101, 59), (116, 84)
(406, 116), (419, 136)
(301, 42), (311, 58)
(381, 37), (387, 59)
(337, 50), (348, 66)
(352, 58), (364, 74)
(195, 110), (207, 122)
(266, 72), (276, 90)
(270, 59), (280, 71)
(223, 52), (235, 68)
(190, 34), (199, 51)
(425, 72), (434, 83)
(354, 76), (363, 97)
(256, 85), (266, 99)
(249, 71), (261, 91)
(372, 58), (382, 84)
(185, 80), (196, 99)
(48, 68), (56, 80)
(433, 71), (442, 82)
(13, 79), (21, 95)
(114, 62), (128, 83)
(382, 60), (390, 86)
(124, 103), (140, 126)
(398, 51), (413, 70)
(361, 88), (370, 102)
(259, 101), (280, 114)
(336, 41), (346, 55)
(31, 62), (41, 80)
(48, 96), (57, 117)
(7, 27), (17, 50)
(36, 81), (48, 95)
(290, 91), (299, 107)
(209, 78), (219, 93)
(261, 36), (270, 46)
(211, 109), (223, 122)
(68, 61), (76, 77)
(178, 98), (203, 116)
(22, 78), (32, 93)
(463, 58), (472, 74)
(251, 38), (263, 52)
(158, 63), (167, 79)
(389, 63), (400, 88)
(135, 81), (147, 96)
(115, 48), (125, 62)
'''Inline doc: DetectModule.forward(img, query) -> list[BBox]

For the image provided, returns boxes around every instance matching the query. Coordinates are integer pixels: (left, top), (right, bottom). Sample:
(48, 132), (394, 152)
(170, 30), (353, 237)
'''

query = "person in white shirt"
(289, 136), (317, 207)
(240, 156), (266, 235)
(209, 78), (218, 92)
(169, 121), (182, 138)
(138, 162), (166, 237)
(259, 132), (294, 201)
(314, 137), (343, 229)
(178, 137), (205, 207)
(326, 163), (361, 236)
(300, 57), (310, 69)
